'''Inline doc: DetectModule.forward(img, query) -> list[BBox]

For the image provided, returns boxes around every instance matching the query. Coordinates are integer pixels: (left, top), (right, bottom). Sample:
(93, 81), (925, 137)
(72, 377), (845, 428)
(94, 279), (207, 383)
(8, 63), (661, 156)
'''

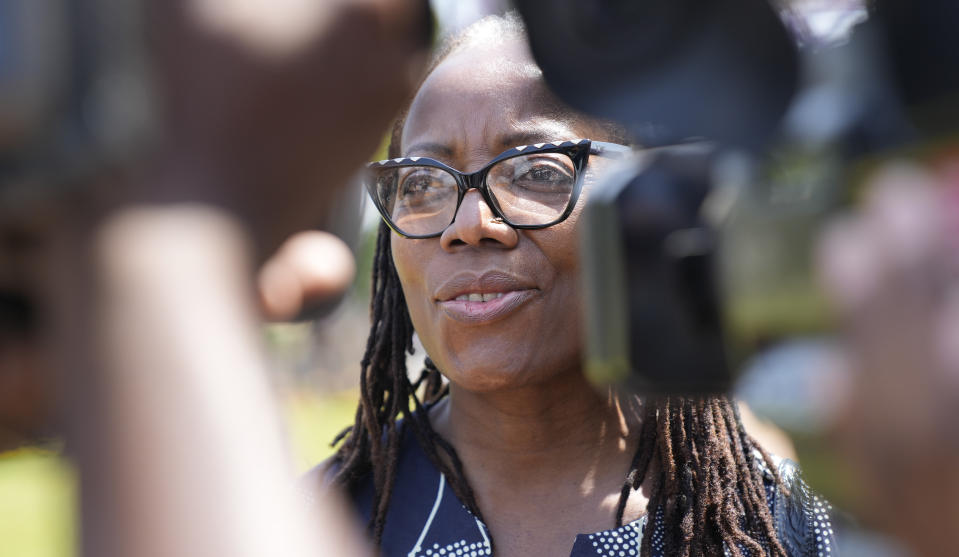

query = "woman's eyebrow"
(403, 129), (572, 158)
(403, 142), (453, 158)
(497, 130), (570, 149)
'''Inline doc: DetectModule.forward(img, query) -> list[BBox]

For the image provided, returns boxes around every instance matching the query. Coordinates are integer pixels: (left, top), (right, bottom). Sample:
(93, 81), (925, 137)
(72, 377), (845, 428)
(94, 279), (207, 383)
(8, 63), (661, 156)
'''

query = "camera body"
(518, 0), (959, 394)
(517, 0), (807, 393)
(579, 135), (850, 394)
(580, 142), (731, 393)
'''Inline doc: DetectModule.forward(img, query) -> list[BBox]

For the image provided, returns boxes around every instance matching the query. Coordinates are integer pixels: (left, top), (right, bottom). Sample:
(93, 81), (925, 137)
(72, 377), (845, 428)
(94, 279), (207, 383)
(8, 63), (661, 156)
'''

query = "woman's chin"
(435, 360), (526, 393)
(440, 358), (576, 395)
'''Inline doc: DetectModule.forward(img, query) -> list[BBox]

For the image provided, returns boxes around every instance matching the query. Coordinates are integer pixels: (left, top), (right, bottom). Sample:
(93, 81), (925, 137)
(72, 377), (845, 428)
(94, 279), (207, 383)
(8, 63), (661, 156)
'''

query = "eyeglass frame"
(364, 138), (632, 239)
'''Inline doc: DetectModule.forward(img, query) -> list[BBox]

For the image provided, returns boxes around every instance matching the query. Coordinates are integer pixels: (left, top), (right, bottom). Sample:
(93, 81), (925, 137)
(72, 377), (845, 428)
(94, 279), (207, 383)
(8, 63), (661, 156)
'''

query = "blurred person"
(323, 14), (833, 557)
(818, 160), (959, 557)
(3, 0), (433, 556)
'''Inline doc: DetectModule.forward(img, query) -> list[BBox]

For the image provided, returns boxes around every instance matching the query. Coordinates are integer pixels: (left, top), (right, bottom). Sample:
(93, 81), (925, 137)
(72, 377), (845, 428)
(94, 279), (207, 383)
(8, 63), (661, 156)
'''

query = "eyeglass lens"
(369, 152), (576, 236)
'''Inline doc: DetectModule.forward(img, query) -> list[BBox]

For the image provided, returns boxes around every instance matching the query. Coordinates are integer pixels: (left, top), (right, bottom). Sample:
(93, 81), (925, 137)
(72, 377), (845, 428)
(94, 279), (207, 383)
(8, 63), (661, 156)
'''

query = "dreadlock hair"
(330, 12), (789, 557)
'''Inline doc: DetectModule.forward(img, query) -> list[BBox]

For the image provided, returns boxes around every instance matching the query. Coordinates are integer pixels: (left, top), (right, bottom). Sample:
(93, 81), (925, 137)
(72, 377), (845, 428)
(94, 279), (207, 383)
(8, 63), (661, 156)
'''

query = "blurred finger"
(257, 231), (355, 322)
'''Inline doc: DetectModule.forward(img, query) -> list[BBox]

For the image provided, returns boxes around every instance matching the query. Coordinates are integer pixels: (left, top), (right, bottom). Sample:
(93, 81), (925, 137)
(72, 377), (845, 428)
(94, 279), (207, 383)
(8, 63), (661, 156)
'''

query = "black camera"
(517, 0), (959, 394)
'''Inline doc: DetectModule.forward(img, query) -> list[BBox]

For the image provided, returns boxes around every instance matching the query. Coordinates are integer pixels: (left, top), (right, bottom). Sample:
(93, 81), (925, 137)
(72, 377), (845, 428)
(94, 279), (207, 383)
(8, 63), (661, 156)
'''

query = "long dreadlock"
(330, 12), (789, 556)
(329, 221), (487, 544)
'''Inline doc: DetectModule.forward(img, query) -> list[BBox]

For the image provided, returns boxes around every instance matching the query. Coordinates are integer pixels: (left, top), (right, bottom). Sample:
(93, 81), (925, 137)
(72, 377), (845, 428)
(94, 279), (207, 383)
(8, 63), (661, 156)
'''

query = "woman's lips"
(438, 289), (536, 324)
(434, 270), (538, 324)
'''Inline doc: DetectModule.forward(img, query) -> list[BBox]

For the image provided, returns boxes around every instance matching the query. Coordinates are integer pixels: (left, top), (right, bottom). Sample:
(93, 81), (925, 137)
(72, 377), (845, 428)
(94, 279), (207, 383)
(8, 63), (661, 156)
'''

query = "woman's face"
(392, 38), (611, 393)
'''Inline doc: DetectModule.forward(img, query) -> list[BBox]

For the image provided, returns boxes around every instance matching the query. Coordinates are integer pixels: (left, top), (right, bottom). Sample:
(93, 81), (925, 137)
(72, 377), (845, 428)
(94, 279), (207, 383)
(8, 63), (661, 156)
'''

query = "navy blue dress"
(345, 426), (837, 557)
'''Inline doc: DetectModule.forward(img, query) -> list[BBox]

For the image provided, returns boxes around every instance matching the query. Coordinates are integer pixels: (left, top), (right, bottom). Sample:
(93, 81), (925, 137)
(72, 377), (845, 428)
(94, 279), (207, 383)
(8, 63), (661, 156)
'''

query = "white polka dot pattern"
(809, 494), (835, 556)
(571, 507), (665, 557)
(317, 433), (839, 557)
(587, 519), (643, 556)
(419, 540), (492, 557)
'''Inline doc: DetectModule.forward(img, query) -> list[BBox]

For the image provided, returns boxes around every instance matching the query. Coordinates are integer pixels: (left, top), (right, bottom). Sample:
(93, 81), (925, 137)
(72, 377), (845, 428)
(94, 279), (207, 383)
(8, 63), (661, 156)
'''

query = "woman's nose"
(440, 189), (519, 250)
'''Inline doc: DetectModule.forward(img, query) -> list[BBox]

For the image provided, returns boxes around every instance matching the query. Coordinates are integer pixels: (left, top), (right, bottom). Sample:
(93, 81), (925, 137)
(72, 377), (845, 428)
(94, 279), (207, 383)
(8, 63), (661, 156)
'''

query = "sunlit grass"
(0, 447), (76, 557)
(283, 388), (358, 473)
(0, 389), (357, 557)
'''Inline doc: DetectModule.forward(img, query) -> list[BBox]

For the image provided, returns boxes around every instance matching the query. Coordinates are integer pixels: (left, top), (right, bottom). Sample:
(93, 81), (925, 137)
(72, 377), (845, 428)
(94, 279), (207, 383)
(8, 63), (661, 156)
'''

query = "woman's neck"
(429, 371), (651, 550)
(431, 370), (643, 497)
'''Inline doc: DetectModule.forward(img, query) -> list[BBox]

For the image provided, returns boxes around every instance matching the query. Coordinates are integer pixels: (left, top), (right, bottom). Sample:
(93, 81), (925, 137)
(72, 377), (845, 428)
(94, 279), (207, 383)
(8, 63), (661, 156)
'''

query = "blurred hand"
(257, 230), (356, 321)
(142, 0), (429, 257)
(817, 162), (959, 556)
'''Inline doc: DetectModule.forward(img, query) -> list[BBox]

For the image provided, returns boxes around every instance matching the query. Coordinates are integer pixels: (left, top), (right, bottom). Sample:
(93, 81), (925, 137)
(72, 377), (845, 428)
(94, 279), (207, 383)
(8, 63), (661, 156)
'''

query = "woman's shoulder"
(768, 457), (838, 557)
(300, 420), (444, 516)
(336, 425), (495, 556)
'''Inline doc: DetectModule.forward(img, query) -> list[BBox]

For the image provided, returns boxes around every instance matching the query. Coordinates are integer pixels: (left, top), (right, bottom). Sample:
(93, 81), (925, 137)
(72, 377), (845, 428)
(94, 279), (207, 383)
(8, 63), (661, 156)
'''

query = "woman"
(329, 13), (835, 557)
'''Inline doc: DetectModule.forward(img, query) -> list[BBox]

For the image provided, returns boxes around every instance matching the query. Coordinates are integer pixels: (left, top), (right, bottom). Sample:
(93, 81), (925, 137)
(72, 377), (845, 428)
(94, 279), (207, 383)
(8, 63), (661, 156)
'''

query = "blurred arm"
(69, 204), (366, 557)
(44, 0), (430, 553)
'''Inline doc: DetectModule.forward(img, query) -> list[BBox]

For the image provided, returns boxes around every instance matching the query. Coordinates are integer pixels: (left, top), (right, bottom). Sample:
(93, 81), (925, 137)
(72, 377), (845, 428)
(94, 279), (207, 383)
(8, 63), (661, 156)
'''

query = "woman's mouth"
(453, 292), (505, 302)
(438, 289), (536, 324)
(434, 270), (539, 324)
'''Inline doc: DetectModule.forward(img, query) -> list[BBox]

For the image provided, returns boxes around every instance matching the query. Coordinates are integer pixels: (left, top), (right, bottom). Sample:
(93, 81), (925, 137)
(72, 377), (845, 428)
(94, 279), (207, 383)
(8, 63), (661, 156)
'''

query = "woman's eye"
(513, 161), (573, 192)
(396, 168), (457, 210)
(399, 171), (436, 197)
(526, 166), (560, 181)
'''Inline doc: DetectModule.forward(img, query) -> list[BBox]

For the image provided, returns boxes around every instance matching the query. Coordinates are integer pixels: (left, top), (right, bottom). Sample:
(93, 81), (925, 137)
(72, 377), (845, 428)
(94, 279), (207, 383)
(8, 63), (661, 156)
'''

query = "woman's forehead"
(401, 40), (582, 158)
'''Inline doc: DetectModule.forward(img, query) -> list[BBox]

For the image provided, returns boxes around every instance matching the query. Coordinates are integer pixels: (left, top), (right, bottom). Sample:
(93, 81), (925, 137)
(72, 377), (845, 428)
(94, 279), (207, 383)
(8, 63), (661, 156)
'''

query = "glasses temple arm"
(589, 141), (634, 159)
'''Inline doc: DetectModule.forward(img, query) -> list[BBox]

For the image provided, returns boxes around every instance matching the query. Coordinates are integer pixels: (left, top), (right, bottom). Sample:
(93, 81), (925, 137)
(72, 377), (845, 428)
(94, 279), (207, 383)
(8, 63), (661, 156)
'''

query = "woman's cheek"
(390, 239), (442, 350)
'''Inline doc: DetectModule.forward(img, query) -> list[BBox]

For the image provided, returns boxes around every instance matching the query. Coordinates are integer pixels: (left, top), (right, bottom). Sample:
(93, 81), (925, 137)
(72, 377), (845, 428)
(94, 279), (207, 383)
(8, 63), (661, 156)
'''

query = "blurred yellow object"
(0, 447), (75, 557)
(0, 390), (356, 557)
(282, 388), (359, 474)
